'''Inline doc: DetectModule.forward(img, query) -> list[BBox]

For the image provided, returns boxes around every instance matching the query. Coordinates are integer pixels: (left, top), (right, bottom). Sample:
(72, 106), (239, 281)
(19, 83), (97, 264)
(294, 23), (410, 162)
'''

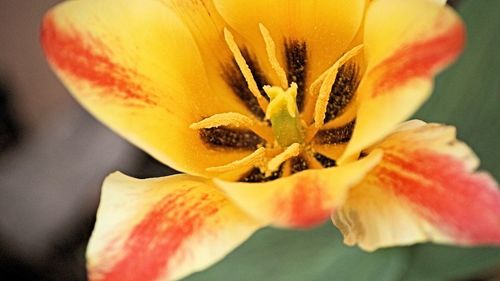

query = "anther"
(190, 112), (254, 129)
(206, 147), (266, 173)
(224, 28), (269, 111)
(259, 23), (289, 89)
(192, 112), (274, 143)
(267, 143), (300, 174)
(314, 45), (363, 128)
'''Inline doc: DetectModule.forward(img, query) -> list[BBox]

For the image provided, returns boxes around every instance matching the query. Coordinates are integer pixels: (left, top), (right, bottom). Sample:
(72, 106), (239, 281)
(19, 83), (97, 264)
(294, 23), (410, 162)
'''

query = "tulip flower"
(41, 0), (500, 280)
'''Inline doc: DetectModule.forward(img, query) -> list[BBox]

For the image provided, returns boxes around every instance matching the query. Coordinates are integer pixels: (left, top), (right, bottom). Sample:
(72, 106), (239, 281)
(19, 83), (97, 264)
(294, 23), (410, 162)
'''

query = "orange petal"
(215, 151), (382, 228)
(87, 172), (263, 281)
(333, 121), (500, 251)
(339, 0), (465, 163)
(41, 0), (260, 177)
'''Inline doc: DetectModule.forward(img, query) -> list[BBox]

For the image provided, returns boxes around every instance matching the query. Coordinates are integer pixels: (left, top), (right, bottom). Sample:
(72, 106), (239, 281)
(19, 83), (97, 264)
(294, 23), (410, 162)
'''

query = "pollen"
(206, 147), (266, 173)
(190, 112), (254, 129)
(259, 23), (288, 89)
(267, 143), (301, 173)
(224, 28), (269, 111)
(314, 45), (363, 128)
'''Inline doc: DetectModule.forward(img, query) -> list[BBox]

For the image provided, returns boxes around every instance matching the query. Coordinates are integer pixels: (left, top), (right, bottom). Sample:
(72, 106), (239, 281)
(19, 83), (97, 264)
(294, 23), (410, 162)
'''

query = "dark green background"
(185, 1), (500, 280)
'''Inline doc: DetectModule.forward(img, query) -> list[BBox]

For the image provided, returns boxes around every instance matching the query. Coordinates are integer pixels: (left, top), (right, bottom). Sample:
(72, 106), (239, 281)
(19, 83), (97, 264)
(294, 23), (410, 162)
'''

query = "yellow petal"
(41, 0), (262, 177)
(164, 0), (274, 120)
(87, 172), (263, 281)
(339, 0), (465, 163)
(215, 151), (382, 228)
(434, 0), (448, 5)
(333, 121), (500, 251)
(213, 0), (366, 109)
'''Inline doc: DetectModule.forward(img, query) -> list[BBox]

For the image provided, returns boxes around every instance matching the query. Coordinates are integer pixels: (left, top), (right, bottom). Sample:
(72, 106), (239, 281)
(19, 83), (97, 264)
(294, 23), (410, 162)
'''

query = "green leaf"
(185, 225), (410, 281)
(184, 1), (500, 280)
(403, 244), (500, 281)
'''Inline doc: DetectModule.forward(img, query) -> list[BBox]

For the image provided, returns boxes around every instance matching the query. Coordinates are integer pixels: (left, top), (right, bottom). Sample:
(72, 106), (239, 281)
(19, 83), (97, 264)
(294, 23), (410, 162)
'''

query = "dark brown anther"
(290, 156), (309, 174)
(285, 40), (307, 111)
(313, 153), (337, 168)
(314, 120), (356, 145)
(239, 165), (283, 182)
(323, 63), (360, 123)
(222, 49), (270, 119)
(200, 126), (265, 150)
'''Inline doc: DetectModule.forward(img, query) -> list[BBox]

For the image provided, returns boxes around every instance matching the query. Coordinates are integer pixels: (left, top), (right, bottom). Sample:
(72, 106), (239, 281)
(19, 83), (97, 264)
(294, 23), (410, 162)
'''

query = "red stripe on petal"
(92, 188), (221, 281)
(371, 21), (465, 97)
(40, 14), (156, 105)
(276, 180), (332, 228)
(377, 150), (500, 244)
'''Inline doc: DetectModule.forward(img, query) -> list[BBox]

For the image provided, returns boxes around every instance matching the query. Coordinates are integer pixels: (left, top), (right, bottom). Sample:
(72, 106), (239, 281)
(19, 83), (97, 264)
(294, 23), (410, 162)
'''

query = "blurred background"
(0, 0), (499, 280)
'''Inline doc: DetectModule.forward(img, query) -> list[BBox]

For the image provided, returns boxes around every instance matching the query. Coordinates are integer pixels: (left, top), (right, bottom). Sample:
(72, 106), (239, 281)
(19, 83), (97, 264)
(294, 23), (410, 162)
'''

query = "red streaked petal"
(215, 151), (382, 229)
(87, 172), (263, 281)
(40, 0), (260, 177)
(369, 21), (464, 98)
(41, 15), (155, 106)
(339, 0), (465, 163)
(333, 121), (500, 251)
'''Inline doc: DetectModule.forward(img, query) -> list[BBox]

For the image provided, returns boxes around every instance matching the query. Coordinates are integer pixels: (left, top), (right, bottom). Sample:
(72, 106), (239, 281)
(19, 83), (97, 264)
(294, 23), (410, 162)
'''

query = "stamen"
(320, 102), (358, 130)
(191, 113), (274, 143)
(323, 63), (360, 123)
(200, 127), (265, 150)
(224, 28), (269, 111)
(314, 120), (356, 145)
(302, 71), (328, 124)
(206, 147), (266, 173)
(267, 143), (301, 173)
(284, 41), (307, 111)
(190, 112), (254, 129)
(239, 165), (283, 183)
(313, 45), (363, 128)
(259, 24), (288, 89)
(309, 72), (328, 99)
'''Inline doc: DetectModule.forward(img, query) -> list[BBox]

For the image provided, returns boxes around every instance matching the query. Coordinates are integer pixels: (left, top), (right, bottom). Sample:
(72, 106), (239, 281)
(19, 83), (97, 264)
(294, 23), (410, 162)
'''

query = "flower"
(40, 0), (500, 280)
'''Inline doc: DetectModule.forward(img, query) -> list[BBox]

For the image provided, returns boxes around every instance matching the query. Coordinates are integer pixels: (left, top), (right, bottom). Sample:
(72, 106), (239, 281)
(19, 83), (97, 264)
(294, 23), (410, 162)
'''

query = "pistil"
(264, 83), (304, 147)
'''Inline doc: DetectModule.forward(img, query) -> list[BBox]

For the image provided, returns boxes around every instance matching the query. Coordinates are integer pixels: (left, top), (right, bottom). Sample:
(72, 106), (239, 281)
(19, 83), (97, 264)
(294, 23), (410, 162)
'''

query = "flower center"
(264, 83), (304, 147)
(190, 24), (364, 181)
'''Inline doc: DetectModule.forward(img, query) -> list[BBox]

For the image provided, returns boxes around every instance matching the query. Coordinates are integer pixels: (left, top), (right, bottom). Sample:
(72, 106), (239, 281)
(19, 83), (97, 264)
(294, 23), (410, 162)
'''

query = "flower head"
(41, 0), (500, 280)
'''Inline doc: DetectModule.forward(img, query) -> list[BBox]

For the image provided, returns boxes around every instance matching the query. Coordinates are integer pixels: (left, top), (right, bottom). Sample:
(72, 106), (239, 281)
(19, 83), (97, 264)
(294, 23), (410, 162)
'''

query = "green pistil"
(264, 83), (304, 147)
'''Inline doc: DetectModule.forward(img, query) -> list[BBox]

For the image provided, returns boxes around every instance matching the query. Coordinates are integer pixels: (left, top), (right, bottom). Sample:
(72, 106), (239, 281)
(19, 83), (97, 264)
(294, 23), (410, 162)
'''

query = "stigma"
(264, 83), (304, 147)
